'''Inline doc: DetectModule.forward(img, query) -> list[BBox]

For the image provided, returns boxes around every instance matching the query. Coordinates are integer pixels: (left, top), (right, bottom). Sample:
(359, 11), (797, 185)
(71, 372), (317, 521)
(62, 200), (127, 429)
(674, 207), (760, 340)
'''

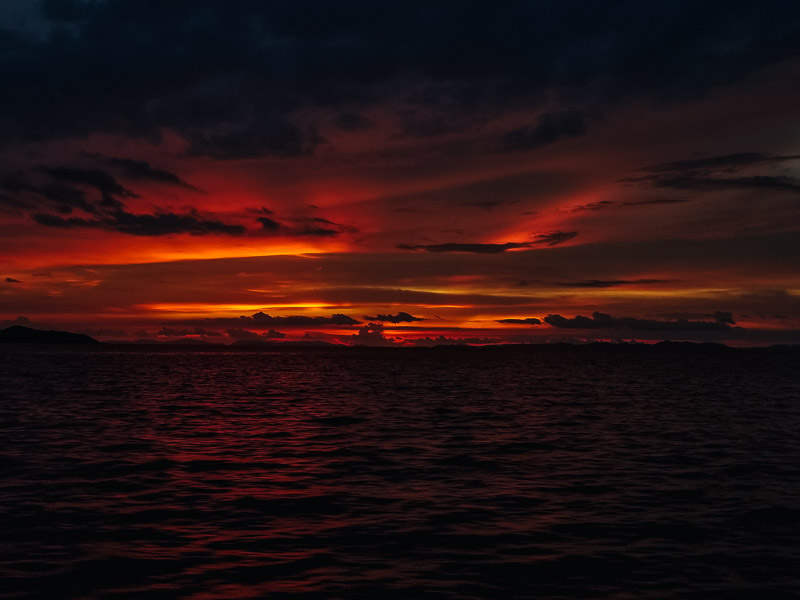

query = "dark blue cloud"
(2, 1), (799, 158)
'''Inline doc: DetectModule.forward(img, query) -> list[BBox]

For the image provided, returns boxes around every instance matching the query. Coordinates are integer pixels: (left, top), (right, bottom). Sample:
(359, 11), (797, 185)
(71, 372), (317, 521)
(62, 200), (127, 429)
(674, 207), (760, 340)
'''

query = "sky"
(1, 0), (800, 346)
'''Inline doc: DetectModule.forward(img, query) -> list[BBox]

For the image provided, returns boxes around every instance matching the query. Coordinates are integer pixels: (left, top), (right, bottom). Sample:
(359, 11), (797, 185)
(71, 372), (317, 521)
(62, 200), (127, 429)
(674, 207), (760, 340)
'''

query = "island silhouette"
(2, 324), (799, 353)
(0, 325), (99, 344)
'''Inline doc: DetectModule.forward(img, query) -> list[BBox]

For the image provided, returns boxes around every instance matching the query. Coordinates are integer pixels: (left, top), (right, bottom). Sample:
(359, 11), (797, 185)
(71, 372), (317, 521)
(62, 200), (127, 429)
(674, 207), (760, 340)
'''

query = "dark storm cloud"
(3, 2), (800, 158)
(555, 279), (670, 288)
(37, 184), (94, 214)
(499, 110), (588, 153)
(33, 209), (245, 236)
(198, 312), (360, 327)
(0, 184), (36, 214)
(543, 312), (735, 331)
(497, 317), (541, 325)
(89, 155), (203, 191)
(257, 217), (282, 231)
(398, 242), (532, 254)
(41, 168), (137, 201)
(2, 168), (110, 214)
(6, 162), (245, 235)
(5, 277), (21, 283)
(362, 311), (426, 323)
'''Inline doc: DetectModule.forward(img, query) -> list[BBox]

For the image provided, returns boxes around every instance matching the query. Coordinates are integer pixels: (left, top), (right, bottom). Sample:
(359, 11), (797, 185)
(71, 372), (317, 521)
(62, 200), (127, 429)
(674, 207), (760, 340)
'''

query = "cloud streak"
(638, 153), (800, 173)
(398, 242), (532, 254)
(554, 279), (670, 288)
(89, 155), (204, 192)
(622, 152), (800, 196)
(530, 231), (579, 246)
(5, 163), (244, 236)
(362, 312), (426, 323)
(195, 312), (361, 327)
(398, 231), (578, 253)
(33, 209), (245, 236)
(544, 312), (736, 332)
(497, 317), (541, 325)
(255, 215), (356, 238)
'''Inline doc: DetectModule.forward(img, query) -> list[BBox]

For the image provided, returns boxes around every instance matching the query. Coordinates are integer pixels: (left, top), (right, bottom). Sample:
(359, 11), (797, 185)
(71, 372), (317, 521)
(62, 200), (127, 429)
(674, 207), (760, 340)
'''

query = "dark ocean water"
(1, 345), (799, 599)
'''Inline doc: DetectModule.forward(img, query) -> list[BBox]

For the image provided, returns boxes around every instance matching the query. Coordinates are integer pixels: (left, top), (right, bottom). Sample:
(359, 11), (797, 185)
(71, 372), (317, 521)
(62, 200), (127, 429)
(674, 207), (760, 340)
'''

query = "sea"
(1, 344), (799, 599)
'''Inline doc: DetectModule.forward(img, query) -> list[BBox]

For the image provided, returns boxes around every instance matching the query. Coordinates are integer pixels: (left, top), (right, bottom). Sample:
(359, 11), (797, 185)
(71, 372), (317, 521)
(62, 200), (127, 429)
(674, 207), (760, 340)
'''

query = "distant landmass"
(231, 339), (337, 347)
(0, 325), (99, 344)
(162, 338), (213, 345)
(2, 326), (798, 352)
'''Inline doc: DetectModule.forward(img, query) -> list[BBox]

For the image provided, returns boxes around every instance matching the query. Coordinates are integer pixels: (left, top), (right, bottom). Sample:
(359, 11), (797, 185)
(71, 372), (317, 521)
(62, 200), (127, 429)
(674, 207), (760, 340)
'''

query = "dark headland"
(0, 325), (99, 344)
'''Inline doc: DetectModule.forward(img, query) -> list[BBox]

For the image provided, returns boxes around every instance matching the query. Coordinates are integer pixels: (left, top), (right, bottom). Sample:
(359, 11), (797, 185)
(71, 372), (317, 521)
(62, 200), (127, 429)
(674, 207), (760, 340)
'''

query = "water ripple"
(1, 346), (799, 598)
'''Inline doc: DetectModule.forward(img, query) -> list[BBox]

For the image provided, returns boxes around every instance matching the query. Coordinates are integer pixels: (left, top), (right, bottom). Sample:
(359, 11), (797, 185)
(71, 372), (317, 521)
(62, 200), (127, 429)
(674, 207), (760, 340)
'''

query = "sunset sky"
(2, 1), (800, 345)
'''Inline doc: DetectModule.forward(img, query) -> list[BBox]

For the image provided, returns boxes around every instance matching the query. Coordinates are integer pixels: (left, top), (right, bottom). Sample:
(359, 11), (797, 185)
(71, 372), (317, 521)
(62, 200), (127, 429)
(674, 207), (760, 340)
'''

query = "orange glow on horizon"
(136, 302), (351, 316)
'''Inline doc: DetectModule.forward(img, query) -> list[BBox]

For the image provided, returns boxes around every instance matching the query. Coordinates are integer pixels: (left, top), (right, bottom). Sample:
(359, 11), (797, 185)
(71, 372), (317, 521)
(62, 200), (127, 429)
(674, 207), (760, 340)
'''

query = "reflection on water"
(1, 345), (799, 598)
